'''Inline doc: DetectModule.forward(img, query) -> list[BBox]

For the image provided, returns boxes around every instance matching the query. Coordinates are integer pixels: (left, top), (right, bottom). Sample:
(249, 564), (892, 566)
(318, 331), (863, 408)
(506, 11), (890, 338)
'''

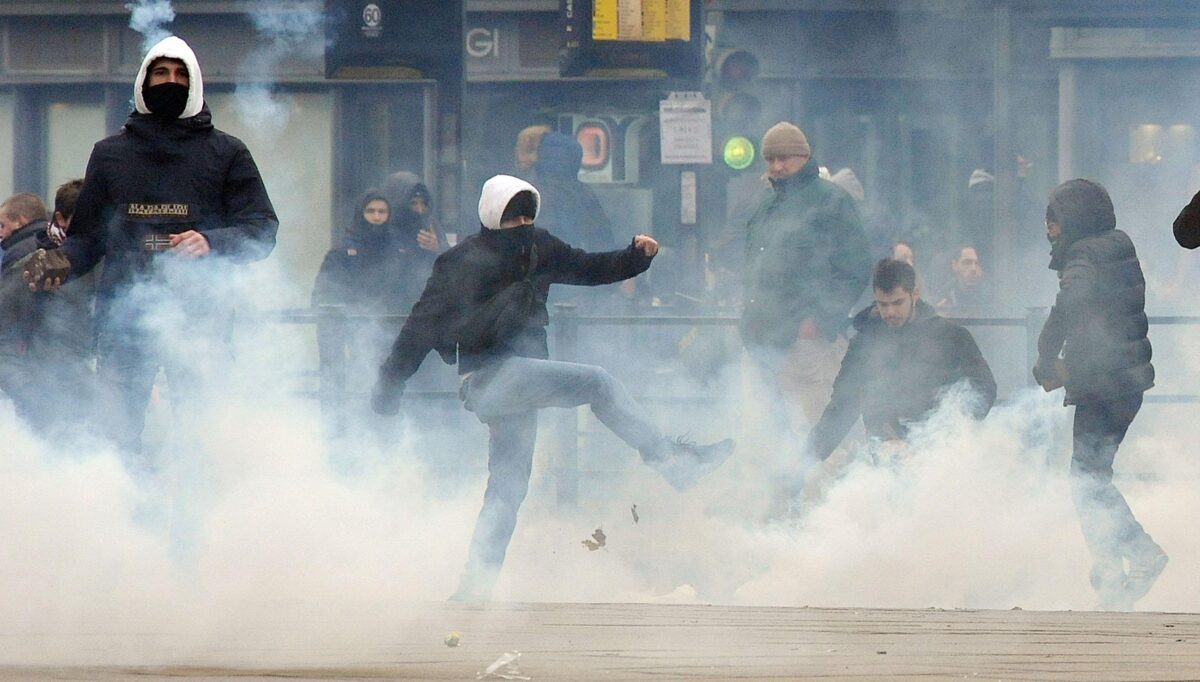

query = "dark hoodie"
(530, 132), (615, 252)
(312, 189), (408, 312)
(805, 299), (996, 461)
(61, 36), (278, 307)
(383, 171), (438, 300)
(1035, 179), (1154, 404)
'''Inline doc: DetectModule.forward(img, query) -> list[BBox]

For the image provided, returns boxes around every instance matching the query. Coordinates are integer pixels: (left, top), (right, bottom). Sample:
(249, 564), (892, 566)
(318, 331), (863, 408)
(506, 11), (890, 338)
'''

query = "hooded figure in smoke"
(531, 132), (616, 253)
(1034, 178), (1166, 611)
(25, 35), (278, 474)
(312, 189), (409, 434)
(385, 171), (442, 304)
(371, 174), (734, 601)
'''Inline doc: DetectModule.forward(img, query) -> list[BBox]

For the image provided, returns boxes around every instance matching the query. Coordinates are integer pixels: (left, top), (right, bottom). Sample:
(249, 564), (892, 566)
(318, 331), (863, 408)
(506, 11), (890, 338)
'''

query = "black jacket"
(1173, 189), (1200, 249)
(0, 222), (90, 425)
(313, 189), (412, 313)
(61, 107), (278, 303)
(1037, 179), (1153, 404)
(1036, 229), (1154, 404)
(383, 171), (439, 303)
(805, 300), (997, 461)
(377, 225), (652, 388)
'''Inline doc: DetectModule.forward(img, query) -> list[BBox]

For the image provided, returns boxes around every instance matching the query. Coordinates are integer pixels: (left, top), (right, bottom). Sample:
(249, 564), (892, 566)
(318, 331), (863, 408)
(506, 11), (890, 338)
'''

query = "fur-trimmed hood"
(133, 36), (204, 119)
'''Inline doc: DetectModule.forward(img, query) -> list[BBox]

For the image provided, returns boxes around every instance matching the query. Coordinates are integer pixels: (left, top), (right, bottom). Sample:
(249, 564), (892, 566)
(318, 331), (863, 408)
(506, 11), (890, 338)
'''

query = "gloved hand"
(22, 248), (71, 291)
(371, 379), (405, 416)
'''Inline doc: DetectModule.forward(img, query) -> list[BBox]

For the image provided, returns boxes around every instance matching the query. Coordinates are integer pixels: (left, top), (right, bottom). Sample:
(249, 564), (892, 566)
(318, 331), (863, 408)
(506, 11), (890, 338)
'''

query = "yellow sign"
(642, 0), (666, 42)
(618, 0), (643, 41)
(593, 0), (618, 41)
(594, 0), (688, 43)
(666, 0), (690, 41)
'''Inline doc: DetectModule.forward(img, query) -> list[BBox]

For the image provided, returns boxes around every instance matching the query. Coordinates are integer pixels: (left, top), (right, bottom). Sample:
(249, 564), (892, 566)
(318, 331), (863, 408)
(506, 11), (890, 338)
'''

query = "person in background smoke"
(383, 171), (441, 304)
(1171, 187), (1200, 249)
(312, 190), (404, 434)
(741, 121), (871, 435)
(371, 174), (735, 601)
(24, 36), (278, 476)
(533, 131), (616, 254)
(512, 124), (551, 179)
(800, 258), (995, 465)
(1035, 178), (1167, 611)
(963, 168), (994, 265)
(935, 245), (986, 308)
(0, 193), (87, 435)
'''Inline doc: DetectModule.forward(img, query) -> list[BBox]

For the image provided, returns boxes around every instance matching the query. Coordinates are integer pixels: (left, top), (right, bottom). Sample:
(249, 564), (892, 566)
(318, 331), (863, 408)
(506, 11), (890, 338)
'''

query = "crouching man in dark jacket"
(769, 259), (994, 519)
(1036, 179), (1166, 611)
(372, 175), (734, 601)
(802, 258), (996, 467)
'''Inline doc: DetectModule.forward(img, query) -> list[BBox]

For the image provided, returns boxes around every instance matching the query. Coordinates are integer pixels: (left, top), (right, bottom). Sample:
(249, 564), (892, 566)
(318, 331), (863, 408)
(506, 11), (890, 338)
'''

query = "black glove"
(371, 379), (405, 416)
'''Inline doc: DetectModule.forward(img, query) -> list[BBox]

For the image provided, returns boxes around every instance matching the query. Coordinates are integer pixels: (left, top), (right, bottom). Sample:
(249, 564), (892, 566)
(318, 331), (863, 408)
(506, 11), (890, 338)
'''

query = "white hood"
(133, 35), (204, 119)
(478, 174), (541, 230)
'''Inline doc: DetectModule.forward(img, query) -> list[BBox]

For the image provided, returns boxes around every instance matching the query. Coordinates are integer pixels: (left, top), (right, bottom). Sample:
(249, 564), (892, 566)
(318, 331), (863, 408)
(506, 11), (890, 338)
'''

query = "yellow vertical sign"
(642, 0), (667, 42)
(593, 0), (618, 41)
(665, 0), (690, 41)
(618, 0), (643, 41)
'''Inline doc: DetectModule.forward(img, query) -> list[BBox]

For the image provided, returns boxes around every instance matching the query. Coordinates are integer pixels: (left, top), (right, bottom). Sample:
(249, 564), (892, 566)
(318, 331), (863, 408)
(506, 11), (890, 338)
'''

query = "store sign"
(558, 113), (650, 183)
(466, 27), (499, 58)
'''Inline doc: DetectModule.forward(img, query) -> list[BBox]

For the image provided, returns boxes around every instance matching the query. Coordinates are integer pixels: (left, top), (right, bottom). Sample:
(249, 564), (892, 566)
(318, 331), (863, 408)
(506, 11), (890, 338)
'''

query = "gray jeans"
(456, 356), (664, 593)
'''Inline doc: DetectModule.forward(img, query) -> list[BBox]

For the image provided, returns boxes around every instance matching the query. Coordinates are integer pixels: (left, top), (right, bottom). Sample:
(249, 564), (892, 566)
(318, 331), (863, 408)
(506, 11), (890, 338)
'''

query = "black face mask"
(143, 82), (189, 120)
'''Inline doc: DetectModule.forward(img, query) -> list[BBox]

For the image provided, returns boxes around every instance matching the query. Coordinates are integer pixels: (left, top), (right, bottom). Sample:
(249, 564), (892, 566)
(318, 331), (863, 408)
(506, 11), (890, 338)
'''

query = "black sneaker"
(653, 437), (735, 491)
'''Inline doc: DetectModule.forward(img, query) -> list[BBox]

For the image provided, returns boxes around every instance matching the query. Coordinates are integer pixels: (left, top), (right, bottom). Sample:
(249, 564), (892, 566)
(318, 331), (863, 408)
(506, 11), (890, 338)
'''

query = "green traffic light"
(723, 136), (755, 170)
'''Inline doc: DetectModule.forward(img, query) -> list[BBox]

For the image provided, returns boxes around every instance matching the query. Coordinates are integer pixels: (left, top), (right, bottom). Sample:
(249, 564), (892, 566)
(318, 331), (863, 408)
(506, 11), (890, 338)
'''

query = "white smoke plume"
(234, 3), (327, 139)
(126, 0), (176, 55)
(1, 251), (1197, 667)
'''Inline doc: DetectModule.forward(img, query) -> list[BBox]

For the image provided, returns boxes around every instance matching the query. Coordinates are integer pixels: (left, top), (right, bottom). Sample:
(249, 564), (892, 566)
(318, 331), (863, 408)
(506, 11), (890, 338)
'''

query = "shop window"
(46, 101), (104, 192)
(1130, 123), (1196, 165)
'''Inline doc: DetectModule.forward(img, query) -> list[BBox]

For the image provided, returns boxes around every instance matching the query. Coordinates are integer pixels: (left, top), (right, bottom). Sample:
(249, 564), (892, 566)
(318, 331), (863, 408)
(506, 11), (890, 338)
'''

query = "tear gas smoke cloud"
(3, 238), (1198, 668)
(126, 0), (176, 55)
(5, 0), (1200, 668)
(233, 4), (327, 139)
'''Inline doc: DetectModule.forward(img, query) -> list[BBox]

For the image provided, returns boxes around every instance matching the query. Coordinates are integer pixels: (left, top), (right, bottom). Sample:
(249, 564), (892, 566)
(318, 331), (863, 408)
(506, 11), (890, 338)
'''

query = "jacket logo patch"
(127, 203), (190, 218)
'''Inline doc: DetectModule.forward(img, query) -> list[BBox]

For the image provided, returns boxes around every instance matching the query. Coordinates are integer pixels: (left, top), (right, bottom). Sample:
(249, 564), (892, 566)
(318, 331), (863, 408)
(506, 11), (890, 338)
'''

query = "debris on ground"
(477, 650), (531, 680)
(582, 527), (607, 551)
(444, 631), (461, 647)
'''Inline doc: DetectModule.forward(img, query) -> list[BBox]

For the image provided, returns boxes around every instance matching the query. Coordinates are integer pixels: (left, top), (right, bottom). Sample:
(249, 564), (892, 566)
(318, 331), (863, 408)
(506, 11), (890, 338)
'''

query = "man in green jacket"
(740, 122), (871, 435)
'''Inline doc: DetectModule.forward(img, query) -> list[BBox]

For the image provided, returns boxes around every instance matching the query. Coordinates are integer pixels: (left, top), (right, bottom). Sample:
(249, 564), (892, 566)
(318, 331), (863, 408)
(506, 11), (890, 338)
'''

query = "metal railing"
(284, 304), (1200, 504)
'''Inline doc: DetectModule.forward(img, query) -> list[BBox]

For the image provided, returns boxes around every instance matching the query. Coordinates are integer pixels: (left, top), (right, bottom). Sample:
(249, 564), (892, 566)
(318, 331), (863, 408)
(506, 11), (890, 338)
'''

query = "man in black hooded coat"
(1035, 178), (1167, 610)
(26, 36), (278, 474)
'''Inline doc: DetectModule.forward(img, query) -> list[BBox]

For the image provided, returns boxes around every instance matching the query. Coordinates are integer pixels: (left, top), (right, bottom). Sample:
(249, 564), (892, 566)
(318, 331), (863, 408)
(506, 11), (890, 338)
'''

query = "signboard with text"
(560, 0), (703, 78)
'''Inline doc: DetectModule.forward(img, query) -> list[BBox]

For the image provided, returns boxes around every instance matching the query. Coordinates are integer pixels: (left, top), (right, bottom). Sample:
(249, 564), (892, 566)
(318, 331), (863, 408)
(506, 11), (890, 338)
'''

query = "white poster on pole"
(659, 91), (712, 165)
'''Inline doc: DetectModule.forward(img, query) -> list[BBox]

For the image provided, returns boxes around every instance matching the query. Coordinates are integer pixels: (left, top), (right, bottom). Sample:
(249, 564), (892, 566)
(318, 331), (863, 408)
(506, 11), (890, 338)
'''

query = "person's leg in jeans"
(452, 356), (733, 599)
(468, 357), (666, 456)
(1070, 393), (1163, 607)
(453, 409), (538, 600)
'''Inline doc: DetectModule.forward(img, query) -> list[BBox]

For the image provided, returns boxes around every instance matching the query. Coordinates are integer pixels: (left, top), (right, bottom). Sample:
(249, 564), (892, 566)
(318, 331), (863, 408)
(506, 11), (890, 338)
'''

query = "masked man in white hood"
(25, 36), (278, 475)
(373, 174), (734, 601)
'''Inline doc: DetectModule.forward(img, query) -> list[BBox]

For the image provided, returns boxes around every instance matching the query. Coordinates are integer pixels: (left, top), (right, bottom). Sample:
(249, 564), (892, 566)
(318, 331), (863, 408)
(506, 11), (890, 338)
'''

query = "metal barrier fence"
(285, 304), (1200, 504)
